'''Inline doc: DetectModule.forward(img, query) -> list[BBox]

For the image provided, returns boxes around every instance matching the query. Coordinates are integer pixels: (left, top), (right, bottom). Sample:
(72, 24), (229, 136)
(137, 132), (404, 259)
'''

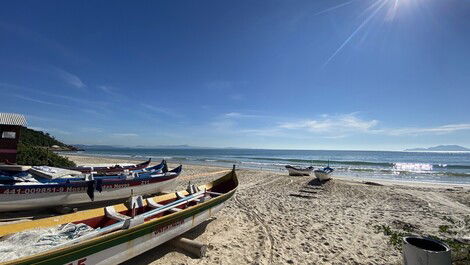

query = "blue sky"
(1, 0), (469, 150)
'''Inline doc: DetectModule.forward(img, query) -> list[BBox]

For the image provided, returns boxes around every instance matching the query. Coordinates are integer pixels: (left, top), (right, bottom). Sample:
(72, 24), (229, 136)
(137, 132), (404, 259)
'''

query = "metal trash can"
(403, 236), (451, 265)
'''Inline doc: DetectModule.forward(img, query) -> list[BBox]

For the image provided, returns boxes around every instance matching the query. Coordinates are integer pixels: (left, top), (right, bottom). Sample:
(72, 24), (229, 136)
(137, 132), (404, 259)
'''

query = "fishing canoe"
(67, 158), (152, 175)
(0, 163), (181, 212)
(0, 166), (238, 265)
(285, 165), (314, 176)
(27, 160), (168, 183)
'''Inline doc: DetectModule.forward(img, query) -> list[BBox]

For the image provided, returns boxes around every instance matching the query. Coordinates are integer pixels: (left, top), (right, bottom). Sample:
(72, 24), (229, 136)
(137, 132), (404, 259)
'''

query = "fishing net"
(0, 223), (94, 262)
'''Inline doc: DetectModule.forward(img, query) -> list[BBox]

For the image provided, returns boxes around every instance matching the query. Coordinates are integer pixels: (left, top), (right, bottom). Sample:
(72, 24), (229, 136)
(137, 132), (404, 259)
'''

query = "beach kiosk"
(0, 113), (27, 164)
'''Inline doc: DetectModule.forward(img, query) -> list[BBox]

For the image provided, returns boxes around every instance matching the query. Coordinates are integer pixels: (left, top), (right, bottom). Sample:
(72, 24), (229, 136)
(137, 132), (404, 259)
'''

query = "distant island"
(404, 145), (470, 152)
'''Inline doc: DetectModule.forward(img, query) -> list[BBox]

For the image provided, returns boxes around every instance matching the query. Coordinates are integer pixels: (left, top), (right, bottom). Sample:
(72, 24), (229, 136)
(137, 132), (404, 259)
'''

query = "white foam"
(393, 162), (433, 173)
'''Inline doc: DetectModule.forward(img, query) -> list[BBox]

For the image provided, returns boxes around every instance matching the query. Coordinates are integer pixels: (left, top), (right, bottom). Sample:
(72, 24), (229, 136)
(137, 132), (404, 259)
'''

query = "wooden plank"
(146, 198), (182, 212)
(289, 193), (315, 199)
(171, 237), (207, 258)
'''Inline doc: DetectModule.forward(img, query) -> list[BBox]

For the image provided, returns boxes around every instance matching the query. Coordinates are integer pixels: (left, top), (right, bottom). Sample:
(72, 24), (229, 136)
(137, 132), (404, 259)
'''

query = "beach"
(64, 154), (470, 265)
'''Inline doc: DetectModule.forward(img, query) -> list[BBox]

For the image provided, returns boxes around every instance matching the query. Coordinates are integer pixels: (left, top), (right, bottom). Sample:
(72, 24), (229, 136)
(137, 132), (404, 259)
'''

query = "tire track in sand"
(329, 185), (389, 264)
(234, 194), (275, 264)
(231, 171), (287, 264)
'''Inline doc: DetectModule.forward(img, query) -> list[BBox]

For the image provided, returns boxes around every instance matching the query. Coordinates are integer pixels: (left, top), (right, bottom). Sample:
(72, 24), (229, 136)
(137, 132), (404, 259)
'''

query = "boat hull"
(314, 171), (332, 181)
(286, 167), (313, 176)
(0, 175), (177, 212)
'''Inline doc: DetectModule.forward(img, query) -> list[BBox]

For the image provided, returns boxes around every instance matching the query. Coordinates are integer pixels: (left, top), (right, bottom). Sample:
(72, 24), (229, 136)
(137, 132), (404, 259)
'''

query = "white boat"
(0, 167), (238, 265)
(285, 165), (314, 176)
(0, 163), (182, 212)
(28, 166), (82, 179)
(314, 166), (334, 181)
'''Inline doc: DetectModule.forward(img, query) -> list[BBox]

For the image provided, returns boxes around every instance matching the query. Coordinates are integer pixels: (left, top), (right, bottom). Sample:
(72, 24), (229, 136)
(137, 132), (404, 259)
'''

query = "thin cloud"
(6, 64), (86, 88)
(51, 66), (86, 88)
(206, 111), (470, 140)
(279, 113), (378, 133)
(13, 94), (105, 117)
(112, 133), (138, 137)
(98, 85), (113, 93)
(81, 127), (104, 133)
(141, 103), (180, 117)
(384, 124), (470, 136)
(224, 112), (263, 119)
(98, 85), (122, 98)
(3, 82), (103, 106)
(239, 128), (285, 137)
(13, 94), (69, 108)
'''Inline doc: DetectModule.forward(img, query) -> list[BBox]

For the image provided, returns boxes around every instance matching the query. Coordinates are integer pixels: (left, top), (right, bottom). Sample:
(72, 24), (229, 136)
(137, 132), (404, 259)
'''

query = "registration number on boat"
(1, 187), (72, 194)
(154, 220), (184, 235)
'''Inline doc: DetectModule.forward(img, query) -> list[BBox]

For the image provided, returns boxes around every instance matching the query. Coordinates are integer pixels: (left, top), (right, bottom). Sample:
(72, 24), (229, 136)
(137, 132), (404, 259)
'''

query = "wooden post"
(53, 206), (78, 214)
(170, 237), (207, 258)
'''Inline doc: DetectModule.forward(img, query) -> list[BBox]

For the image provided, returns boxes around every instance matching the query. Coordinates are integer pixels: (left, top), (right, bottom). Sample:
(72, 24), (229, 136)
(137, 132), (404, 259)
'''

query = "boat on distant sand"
(0, 166), (238, 265)
(67, 158), (153, 175)
(314, 166), (334, 181)
(285, 165), (314, 176)
(0, 160), (181, 212)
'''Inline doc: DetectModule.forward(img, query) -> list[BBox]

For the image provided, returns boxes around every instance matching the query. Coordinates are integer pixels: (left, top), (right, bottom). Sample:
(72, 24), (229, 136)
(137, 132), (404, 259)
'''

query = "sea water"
(68, 148), (470, 185)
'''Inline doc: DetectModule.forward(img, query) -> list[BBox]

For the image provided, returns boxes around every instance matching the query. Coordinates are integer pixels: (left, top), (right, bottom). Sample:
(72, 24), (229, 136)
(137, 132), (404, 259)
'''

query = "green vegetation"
(438, 224), (457, 235)
(373, 224), (409, 249)
(19, 127), (78, 150)
(17, 143), (76, 167)
(15, 128), (77, 167)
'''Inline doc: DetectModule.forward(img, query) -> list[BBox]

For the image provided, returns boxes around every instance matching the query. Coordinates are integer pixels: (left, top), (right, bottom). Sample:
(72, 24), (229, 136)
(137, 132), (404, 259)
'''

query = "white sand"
(65, 155), (470, 265)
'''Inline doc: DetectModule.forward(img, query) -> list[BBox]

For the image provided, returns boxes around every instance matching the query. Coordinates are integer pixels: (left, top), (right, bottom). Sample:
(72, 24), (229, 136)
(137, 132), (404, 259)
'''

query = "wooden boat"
(0, 160), (167, 183)
(67, 158), (153, 175)
(0, 166), (238, 265)
(285, 165), (314, 176)
(0, 163), (181, 212)
(314, 166), (334, 181)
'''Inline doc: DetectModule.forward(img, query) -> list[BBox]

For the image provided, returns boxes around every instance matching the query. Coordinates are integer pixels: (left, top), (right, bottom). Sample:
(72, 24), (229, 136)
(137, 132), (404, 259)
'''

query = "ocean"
(70, 148), (470, 185)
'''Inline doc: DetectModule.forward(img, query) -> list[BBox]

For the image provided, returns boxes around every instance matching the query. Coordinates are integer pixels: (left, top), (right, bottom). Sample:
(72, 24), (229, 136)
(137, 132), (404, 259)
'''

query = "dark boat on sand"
(285, 165), (314, 176)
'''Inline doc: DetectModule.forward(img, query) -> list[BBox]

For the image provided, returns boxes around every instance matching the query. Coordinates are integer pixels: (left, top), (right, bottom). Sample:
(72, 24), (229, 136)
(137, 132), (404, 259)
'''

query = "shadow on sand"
(121, 217), (217, 264)
(307, 178), (330, 187)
